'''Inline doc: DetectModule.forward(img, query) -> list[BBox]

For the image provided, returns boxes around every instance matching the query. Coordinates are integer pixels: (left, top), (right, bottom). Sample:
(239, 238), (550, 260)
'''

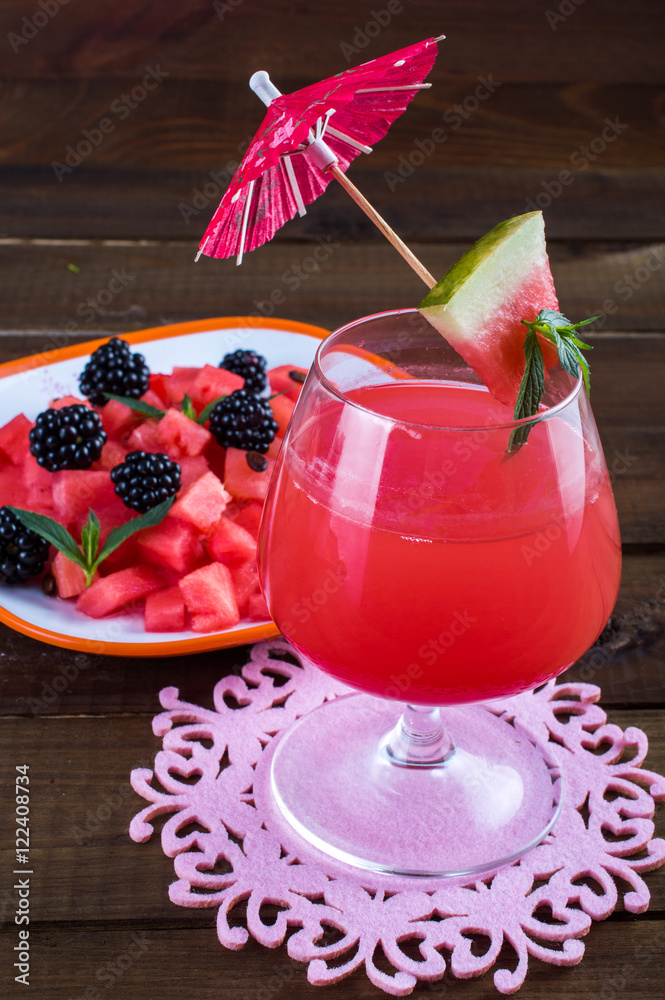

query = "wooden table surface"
(0, 3), (663, 998)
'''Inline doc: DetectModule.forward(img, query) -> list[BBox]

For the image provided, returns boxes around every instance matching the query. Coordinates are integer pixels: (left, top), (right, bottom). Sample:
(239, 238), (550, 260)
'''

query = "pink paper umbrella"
(197, 36), (445, 287)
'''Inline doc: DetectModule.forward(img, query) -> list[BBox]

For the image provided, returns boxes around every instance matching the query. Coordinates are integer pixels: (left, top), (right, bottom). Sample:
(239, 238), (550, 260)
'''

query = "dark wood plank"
(602, 429), (665, 547)
(0, 241), (664, 334)
(561, 555), (665, 704)
(1, 919), (662, 1000)
(1, 79), (662, 170)
(0, 712), (662, 926)
(3, 167), (665, 242)
(0, 0), (662, 83)
(0, 629), (256, 717)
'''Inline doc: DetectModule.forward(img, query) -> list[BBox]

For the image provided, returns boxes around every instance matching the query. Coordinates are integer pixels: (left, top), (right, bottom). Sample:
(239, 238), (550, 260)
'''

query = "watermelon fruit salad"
(0, 343), (308, 634)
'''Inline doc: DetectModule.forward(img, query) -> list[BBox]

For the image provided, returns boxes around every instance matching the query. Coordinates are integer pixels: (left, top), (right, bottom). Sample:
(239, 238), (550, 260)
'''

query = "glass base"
(270, 693), (563, 878)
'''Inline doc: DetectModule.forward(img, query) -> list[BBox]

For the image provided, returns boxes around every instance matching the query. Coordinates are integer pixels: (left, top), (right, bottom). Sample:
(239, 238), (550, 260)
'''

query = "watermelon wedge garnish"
(418, 211), (561, 408)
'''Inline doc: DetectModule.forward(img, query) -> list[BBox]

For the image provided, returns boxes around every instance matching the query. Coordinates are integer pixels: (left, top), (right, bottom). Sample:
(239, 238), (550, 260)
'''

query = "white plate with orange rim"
(0, 316), (330, 657)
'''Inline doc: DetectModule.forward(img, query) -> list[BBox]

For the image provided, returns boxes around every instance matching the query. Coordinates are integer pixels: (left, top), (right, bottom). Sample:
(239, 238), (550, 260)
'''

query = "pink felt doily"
(129, 639), (665, 995)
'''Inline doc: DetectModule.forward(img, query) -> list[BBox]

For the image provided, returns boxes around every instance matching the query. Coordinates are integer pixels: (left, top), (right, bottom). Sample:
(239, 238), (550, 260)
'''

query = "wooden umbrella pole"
(329, 162), (436, 289)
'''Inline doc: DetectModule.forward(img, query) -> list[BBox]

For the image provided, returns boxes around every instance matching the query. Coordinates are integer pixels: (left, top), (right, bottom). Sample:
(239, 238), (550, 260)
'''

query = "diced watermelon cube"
(137, 516), (204, 575)
(179, 562), (239, 632)
(203, 437), (226, 481)
(92, 439), (127, 472)
(76, 565), (166, 618)
(188, 365), (244, 414)
(156, 408), (212, 458)
(52, 470), (115, 524)
(232, 500), (264, 539)
(140, 389), (166, 411)
(98, 536), (139, 575)
(224, 448), (275, 502)
(187, 612), (224, 632)
(0, 413), (31, 464)
(270, 394), (295, 438)
(49, 395), (92, 410)
(163, 367), (201, 405)
(268, 365), (308, 402)
(126, 419), (162, 454)
(207, 515), (256, 566)
(149, 373), (170, 404)
(22, 456), (55, 515)
(224, 497), (246, 525)
(0, 466), (29, 507)
(178, 454), (211, 490)
(170, 471), (231, 533)
(100, 398), (141, 440)
(144, 585), (186, 632)
(230, 560), (261, 617)
(52, 550), (89, 599)
(247, 590), (270, 621)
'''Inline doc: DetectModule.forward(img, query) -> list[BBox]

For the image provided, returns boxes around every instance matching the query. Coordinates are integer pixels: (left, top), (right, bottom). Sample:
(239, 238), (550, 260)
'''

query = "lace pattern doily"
(129, 639), (665, 995)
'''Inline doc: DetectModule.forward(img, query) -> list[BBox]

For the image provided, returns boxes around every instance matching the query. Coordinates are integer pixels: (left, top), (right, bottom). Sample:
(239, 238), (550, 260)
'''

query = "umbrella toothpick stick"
(327, 162), (436, 289)
(248, 70), (437, 290)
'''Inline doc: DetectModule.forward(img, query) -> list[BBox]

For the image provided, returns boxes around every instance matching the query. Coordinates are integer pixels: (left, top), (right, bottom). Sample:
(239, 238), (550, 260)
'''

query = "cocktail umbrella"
(197, 36), (444, 287)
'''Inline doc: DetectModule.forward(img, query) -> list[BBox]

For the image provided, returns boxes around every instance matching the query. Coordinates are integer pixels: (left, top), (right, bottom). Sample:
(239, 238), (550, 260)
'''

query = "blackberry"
(110, 451), (181, 513)
(220, 349), (268, 394)
(29, 404), (107, 472)
(79, 337), (150, 406)
(0, 507), (50, 585)
(208, 389), (279, 454)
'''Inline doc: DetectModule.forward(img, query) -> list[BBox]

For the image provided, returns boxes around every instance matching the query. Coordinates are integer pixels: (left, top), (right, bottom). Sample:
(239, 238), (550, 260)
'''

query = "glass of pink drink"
(258, 309), (621, 877)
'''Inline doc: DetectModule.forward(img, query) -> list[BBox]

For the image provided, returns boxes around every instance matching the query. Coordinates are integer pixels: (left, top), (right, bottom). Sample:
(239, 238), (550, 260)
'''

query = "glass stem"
(383, 704), (455, 767)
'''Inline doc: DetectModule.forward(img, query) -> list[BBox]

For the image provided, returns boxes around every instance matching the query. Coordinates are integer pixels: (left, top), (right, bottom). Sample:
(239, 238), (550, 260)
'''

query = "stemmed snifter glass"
(258, 309), (621, 877)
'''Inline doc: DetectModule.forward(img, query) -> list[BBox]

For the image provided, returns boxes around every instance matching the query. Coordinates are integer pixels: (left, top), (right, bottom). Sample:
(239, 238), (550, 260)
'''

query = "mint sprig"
(104, 390), (231, 427)
(507, 309), (596, 454)
(7, 499), (173, 587)
(104, 386), (280, 430)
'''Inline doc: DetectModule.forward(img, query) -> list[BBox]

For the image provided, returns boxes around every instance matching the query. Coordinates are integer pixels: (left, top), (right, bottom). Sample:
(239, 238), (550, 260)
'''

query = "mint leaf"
(507, 328), (545, 454)
(93, 497), (174, 570)
(103, 393), (165, 420)
(80, 510), (100, 569)
(181, 394), (197, 421)
(6, 508), (86, 569)
(522, 309), (593, 396)
(196, 394), (227, 426)
(535, 308), (596, 332)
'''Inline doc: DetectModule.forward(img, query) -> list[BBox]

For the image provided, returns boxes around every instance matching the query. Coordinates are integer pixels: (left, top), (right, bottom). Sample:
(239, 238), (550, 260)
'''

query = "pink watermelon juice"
(259, 380), (621, 705)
